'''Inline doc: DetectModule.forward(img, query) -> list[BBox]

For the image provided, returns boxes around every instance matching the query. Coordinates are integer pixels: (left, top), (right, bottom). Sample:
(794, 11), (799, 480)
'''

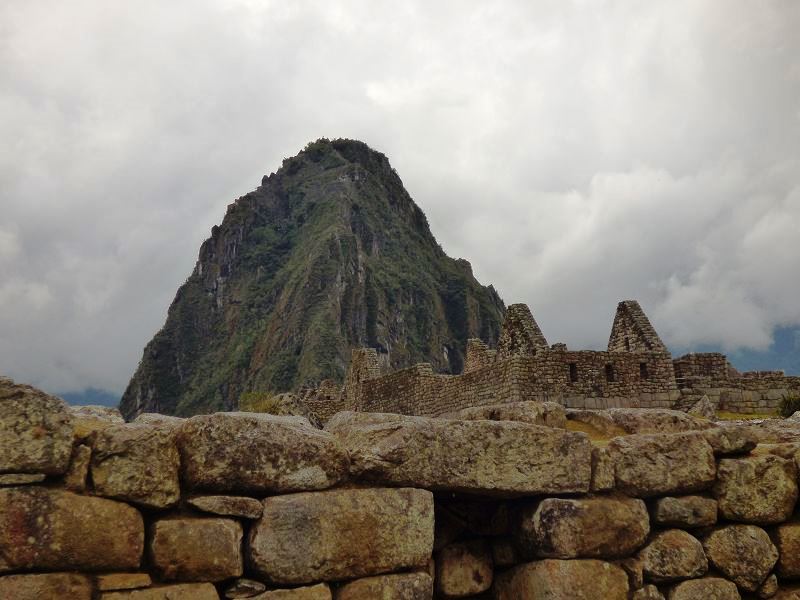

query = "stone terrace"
(5, 376), (800, 598)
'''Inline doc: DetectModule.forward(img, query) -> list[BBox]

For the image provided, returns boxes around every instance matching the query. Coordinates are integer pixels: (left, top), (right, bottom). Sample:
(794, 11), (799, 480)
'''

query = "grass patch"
(716, 411), (777, 421)
(566, 420), (614, 444)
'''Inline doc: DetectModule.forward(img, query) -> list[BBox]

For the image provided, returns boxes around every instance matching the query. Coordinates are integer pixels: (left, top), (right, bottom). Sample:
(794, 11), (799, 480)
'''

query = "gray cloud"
(1, 0), (799, 394)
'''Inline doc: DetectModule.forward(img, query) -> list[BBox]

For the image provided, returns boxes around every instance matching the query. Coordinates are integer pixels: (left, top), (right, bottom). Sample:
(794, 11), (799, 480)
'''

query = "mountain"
(59, 388), (120, 407)
(120, 139), (506, 418)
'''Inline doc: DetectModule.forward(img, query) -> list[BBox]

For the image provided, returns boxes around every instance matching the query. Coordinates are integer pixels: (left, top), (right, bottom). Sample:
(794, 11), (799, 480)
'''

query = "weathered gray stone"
(607, 431), (716, 497)
(0, 377), (74, 474)
(248, 487), (434, 584)
(92, 423), (181, 509)
(178, 413), (349, 494)
(150, 517), (243, 582)
(64, 443), (91, 491)
(188, 495), (263, 519)
(758, 574), (779, 598)
(494, 559), (629, 600)
(771, 521), (800, 578)
(0, 573), (93, 600)
(591, 446), (615, 491)
(703, 425), (758, 456)
(605, 408), (713, 434)
(100, 583), (220, 599)
(634, 585), (666, 600)
(224, 578), (267, 598)
(70, 404), (125, 423)
(251, 585), (331, 599)
(703, 525), (778, 592)
(435, 540), (493, 597)
(325, 412), (591, 495)
(518, 496), (649, 559)
(638, 530), (707, 583)
(688, 396), (716, 419)
(714, 455), (798, 524)
(0, 487), (143, 572)
(133, 413), (185, 427)
(668, 577), (741, 600)
(652, 496), (718, 528)
(443, 401), (567, 428)
(335, 572), (432, 600)
(0, 472), (45, 485)
(96, 573), (152, 591)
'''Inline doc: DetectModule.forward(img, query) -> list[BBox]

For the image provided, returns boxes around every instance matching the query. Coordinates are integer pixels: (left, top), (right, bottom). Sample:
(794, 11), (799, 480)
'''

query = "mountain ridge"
(120, 139), (506, 418)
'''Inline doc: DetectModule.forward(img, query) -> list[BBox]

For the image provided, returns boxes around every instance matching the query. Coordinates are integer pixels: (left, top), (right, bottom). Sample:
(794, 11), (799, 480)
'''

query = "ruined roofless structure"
(300, 300), (800, 421)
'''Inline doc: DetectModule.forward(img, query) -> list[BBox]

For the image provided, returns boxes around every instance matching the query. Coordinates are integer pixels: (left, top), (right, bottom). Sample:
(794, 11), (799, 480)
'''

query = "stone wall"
(7, 377), (800, 599)
(358, 350), (680, 416)
(608, 300), (668, 353)
(673, 354), (800, 414)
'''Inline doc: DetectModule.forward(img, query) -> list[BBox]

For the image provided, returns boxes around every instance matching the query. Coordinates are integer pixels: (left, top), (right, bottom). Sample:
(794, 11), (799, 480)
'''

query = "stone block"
(494, 559), (629, 600)
(518, 495), (649, 559)
(187, 495), (263, 519)
(703, 426), (758, 456)
(177, 413), (349, 494)
(607, 431), (716, 497)
(0, 573), (92, 600)
(149, 517), (242, 582)
(96, 573), (152, 591)
(224, 578), (267, 598)
(435, 540), (493, 597)
(325, 412), (591, 495)
(92, 423), (181, 509)
(638, 530), (707, 583)
(0, 487), (143, 572)
(0, 377), (73, 474)
(251, 584), (331, 599)
(100, 584), (220, 599)
(772, 522), (800, 578)
(667, 577), (741, 599)
(64, 443), (91, 491)
(0, 473), (45, 485)
(248, 487), (434, 584)
(443, 400), (566, 428)
(652, 496), (717, 528)
(714, 455), (798, 524)
(703, 525), (777, 592)
(334, 572), (432, 600)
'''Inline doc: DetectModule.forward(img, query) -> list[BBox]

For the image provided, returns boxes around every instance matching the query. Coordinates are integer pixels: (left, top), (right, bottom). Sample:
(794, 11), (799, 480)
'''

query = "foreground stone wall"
(6, 376), (800, 599)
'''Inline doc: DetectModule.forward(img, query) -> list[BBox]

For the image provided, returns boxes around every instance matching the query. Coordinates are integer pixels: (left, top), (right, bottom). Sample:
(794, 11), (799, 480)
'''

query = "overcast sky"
(2, 0), (799, 395)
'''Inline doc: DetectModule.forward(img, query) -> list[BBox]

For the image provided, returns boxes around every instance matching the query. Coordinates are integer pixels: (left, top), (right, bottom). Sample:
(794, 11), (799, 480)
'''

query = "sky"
(1, 0), (799, 397)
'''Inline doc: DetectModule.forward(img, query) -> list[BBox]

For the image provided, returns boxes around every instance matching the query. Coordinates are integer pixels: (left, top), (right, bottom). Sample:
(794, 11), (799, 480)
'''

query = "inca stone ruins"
(301, 300), (800, 423)
(3, 301), (800, 599)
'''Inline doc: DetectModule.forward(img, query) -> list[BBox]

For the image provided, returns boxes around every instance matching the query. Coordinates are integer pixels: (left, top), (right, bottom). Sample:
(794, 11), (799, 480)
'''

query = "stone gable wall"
(6, 377), (800, 599)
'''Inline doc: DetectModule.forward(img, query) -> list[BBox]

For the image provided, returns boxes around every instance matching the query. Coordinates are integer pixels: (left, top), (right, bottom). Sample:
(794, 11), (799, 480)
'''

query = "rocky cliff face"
(120, 139), (505, 418)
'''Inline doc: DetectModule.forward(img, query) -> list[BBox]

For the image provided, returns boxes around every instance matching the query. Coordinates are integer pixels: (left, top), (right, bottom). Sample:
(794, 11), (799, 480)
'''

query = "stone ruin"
(6, 374), (800, 598)
(303, 300), (800, 421)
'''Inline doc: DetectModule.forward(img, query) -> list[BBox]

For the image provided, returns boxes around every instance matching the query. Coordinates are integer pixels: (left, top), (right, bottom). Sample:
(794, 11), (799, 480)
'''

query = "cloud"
(0, 0), (798, 393)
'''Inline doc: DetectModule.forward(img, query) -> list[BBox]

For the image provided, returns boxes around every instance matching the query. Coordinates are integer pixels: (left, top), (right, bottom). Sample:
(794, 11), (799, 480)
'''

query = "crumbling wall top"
(496, 304), (549, 359)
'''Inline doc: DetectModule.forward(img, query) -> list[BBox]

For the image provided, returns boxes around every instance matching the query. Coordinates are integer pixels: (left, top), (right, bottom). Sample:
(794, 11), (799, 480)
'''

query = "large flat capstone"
(248, 487), (434, 584)
(176, 412), (349, 494)
(0, 377), (74, 474)
(607, 431), (716, 497)
(0, 486), (143, 572)
(325, 412), (592, 494)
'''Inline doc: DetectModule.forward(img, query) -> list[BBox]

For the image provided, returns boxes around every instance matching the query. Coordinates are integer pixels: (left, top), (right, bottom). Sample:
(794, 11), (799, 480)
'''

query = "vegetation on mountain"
(120, 139), (505, 417)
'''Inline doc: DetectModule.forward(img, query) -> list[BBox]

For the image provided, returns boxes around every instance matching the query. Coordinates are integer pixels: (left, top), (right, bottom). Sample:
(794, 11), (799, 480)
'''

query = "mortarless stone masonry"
(308, 299), (800, 418)
(4, 376), (800, 598)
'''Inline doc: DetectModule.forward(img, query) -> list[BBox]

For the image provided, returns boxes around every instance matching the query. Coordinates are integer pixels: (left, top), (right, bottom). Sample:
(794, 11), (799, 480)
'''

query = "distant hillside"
(121, 139), (506, 418)
(59, 388), (120, 407)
